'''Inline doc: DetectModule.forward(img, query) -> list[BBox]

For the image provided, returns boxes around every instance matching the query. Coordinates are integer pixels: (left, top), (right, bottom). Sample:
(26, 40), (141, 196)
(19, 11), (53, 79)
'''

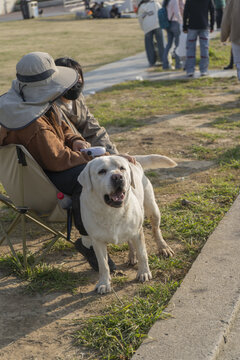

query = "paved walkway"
(83, 51), (236, 95)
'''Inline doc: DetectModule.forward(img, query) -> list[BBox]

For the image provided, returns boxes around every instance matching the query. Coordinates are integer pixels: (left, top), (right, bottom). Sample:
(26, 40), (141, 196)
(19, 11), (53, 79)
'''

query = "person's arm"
(183, 0), (189, 32)
(26, 119), (91, 172)
(209, 0), (215, 32)
(73, 96), (119, 154)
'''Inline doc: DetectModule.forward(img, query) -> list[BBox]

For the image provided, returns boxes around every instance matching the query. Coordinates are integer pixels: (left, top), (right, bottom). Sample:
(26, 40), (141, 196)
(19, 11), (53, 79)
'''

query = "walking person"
(221, 0), (240, 80)
(214, 0), (225, 30)
(183, 0), (215, 77)
(137, 0), (165, 66)
(162, 0), (185, 70)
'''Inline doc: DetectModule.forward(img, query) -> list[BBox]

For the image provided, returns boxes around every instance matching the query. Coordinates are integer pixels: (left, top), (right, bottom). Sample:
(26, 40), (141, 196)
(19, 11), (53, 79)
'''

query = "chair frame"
(0, 145), (72, 269)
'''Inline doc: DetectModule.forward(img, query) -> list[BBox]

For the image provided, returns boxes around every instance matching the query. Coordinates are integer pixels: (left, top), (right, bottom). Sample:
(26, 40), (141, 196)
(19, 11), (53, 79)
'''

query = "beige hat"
(0, 52), (78, 130)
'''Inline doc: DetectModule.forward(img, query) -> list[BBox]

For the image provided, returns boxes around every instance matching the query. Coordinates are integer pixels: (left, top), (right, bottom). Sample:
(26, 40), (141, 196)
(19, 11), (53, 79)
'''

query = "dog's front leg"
(133, 229), (152, 283)
(128, 241), (137, 266)
(93, 240), (111, 294)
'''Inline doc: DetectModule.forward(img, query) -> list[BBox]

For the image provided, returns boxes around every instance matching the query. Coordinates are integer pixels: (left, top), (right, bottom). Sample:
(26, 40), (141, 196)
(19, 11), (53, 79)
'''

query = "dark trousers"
(45, 164), (88, 235)
(45, 164), (86, 195)
(216, 8), (223, 29)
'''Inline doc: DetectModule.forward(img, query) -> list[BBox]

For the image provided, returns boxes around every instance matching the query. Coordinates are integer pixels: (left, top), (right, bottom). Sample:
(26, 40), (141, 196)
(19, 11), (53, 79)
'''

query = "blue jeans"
(163, 21), (181, 69)
(185, 29), (209, 74)
(145, 27), (165, 66)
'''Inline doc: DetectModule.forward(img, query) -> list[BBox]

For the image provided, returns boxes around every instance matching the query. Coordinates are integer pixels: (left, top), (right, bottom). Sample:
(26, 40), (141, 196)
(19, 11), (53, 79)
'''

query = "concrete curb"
(132, 194), (240, 360)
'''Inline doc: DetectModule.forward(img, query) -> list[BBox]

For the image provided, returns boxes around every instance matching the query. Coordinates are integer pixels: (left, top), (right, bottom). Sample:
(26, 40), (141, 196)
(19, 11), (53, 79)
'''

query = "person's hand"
(72, 139), (91, 151)
(183, 30), (188, 33)
(119, 153), (136, 165)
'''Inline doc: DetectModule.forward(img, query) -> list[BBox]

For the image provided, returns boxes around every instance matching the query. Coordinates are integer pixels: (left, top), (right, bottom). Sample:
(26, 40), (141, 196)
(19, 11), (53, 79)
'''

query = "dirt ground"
(0, 86), (239, 360)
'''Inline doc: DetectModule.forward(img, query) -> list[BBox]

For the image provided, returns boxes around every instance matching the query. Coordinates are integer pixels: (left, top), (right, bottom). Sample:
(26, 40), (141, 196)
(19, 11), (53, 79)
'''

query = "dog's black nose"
(111, 173), (124, 186)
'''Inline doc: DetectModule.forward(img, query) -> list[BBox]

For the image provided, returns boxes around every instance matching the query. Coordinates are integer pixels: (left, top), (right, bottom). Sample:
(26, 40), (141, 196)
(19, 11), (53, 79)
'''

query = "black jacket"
(183, 0), (215, 32)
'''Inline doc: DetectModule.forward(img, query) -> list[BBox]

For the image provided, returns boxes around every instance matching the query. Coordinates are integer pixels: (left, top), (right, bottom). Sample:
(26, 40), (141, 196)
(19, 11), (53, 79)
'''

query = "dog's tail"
(135, 155), (177, 170)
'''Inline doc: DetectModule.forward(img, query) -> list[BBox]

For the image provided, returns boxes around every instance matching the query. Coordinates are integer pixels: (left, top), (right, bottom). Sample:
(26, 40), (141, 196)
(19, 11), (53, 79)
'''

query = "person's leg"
(224, 48), (234, 69)
(216, 8), (221, 29)
(199, 29), (209, 75)
(171, 21), (181, 69)
(232, 42), (240, 80)
(45, 164), (86, 195)
(154, 27), (165, 63)
(163, 28), (174, 69)
(145, 30), (156, 66)
(185, 29), (197, 76)
(216, 8), (223, 29)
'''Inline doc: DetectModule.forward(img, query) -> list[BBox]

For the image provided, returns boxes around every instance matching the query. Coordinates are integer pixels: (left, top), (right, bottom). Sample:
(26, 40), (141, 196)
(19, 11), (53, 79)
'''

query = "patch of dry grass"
(0, 16), (143, 92)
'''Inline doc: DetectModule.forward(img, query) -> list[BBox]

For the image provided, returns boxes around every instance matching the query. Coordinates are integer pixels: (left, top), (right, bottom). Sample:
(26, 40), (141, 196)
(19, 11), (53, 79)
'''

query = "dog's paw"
(95, 282), (111, 295)
(159, 245), (174, 258)
(136, 270), (152, 283)
(128, 253), (138, 266)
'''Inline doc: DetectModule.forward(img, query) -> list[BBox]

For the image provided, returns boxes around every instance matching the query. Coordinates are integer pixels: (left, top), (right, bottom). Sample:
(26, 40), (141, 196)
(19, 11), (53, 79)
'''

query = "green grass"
(208, 36), (231, 69)
(87, 77), (239, 128)
(74, 281), (179, 360)
(0, 253), (87, 293)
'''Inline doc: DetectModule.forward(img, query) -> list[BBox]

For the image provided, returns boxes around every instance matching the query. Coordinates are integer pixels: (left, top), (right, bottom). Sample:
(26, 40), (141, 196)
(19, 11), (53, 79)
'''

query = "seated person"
(90, 2), (101, 18)
(110, 4), (121, 18)
(54, 56), (118, 155)
(98, 1), (109, 18)
(0, 52), (135, 272)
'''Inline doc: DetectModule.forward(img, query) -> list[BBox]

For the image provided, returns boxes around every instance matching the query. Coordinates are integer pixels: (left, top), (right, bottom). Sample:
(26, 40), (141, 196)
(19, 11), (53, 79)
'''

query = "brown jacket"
(57, 94), (118, 154)
(221, 0), (240, 45)
(0, 111), (91, 171)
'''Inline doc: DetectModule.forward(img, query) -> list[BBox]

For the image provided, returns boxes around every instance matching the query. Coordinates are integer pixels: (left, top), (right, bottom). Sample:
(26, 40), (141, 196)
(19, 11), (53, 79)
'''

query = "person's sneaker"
(74, 238), (116, 273)
(187, 72), (194, 77)
(200, 72), (208, 77)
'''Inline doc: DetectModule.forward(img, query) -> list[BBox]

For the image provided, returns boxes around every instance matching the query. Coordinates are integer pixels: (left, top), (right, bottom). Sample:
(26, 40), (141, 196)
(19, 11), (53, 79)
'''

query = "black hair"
(54, 57), (84, 88)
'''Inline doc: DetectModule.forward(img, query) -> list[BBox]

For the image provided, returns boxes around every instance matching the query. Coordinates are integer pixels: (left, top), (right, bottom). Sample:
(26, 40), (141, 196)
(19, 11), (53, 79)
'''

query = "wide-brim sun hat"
(0, 51), (78, 130)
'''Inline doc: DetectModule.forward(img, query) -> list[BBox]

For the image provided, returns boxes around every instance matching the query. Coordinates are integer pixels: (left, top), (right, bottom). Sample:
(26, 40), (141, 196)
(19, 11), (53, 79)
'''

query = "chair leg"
(33, 232), (64, 266)
(21, 214), (28, 269)
(0, 220), (23, 268)
(0, 200), (70, 269)
(0, 213), (21, 246)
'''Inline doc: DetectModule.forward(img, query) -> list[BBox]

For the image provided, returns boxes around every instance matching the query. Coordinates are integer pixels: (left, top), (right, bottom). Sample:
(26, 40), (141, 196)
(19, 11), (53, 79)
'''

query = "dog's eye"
(98, 169), (107, 175)
(120, 166), (126, 171)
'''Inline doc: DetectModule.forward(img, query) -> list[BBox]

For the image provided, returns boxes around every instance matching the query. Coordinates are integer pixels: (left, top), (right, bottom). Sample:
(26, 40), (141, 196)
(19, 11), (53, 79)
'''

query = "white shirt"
(138, 0), (161, 34)
(167, 0), (184, 24)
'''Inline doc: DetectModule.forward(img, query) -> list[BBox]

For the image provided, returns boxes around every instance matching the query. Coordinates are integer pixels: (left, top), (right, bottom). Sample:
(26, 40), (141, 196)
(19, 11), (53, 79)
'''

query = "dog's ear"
(129, 165), (135, 189)
(78, 162), (93, 191)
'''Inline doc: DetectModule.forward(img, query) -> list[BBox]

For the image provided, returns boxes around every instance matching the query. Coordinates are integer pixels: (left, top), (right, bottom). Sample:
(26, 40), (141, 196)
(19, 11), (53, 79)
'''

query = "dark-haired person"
(183, 0), (215, 77)
(54, 57), (118, 155)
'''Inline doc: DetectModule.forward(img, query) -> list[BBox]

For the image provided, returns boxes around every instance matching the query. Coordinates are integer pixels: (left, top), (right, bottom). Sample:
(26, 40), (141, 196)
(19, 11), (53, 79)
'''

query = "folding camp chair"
(0, 144), (72, 269)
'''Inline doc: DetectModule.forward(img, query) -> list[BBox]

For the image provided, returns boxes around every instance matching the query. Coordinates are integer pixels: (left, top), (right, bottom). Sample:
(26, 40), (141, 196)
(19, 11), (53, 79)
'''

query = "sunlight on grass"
(0, 254), (87, 293)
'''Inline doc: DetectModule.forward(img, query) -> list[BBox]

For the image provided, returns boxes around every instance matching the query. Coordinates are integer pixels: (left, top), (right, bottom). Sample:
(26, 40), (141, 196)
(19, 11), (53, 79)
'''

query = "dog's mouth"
(104, 187), (125, 208)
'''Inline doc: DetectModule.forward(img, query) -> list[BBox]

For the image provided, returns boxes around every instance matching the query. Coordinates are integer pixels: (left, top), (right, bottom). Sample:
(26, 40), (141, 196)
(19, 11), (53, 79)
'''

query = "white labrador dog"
(78, 154), (177, 294)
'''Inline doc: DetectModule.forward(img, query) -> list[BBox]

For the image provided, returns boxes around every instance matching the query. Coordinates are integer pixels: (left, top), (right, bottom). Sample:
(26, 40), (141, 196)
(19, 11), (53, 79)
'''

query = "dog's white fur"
(78, 154), (177, 294)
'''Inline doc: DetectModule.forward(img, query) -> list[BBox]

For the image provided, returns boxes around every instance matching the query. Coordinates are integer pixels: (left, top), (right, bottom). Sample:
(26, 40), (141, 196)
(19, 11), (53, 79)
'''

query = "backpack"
(158, 0), (171, 30)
